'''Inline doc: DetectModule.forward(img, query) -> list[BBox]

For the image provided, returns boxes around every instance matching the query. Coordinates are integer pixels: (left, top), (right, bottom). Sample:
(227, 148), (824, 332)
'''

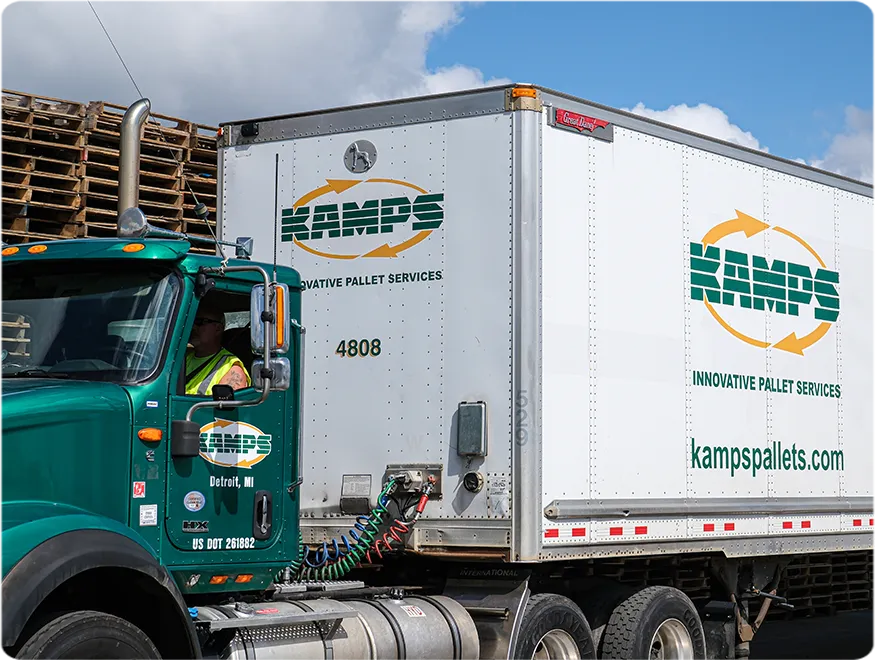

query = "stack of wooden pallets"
(1, 89), (219, 252)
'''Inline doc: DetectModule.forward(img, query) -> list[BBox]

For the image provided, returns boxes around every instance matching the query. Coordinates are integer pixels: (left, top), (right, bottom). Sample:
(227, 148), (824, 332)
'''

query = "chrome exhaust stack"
(114, 97), (253, 258)
(117, 98), (151, 223)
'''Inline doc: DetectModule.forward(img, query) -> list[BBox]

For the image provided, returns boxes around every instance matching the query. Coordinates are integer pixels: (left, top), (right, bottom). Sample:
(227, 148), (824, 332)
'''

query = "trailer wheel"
(513, 593), (596, 659)
(599, 586), (705, 660)
(16, 610), (160, 659)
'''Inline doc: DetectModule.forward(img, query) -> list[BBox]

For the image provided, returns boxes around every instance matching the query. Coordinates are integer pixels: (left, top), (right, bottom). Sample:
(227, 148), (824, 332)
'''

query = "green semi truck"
(0, 100), (473, 659)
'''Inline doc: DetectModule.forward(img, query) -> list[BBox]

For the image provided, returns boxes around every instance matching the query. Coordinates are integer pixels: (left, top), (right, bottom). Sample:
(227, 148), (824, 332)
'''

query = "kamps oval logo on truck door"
(690, 210), (840, 356)
(280, 141), (444, 260)
(199, 419), (272, 469)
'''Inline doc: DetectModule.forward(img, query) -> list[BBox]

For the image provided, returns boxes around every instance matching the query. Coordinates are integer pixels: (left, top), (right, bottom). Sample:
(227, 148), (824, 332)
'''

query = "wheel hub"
(649, 618), (694, 660)
(533, 629), (581, 660)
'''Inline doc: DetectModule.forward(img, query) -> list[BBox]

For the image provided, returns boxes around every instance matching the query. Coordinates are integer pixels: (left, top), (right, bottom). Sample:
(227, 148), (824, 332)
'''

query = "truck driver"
(185, 302), (251, 395)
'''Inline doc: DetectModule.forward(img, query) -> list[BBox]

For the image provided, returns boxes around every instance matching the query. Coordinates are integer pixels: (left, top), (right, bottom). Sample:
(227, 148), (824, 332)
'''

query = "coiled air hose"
(291, 475), (435, 581)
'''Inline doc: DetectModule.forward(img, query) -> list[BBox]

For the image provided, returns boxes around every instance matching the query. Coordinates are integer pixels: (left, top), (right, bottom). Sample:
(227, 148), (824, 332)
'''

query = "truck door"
(166, 288), (288, 555)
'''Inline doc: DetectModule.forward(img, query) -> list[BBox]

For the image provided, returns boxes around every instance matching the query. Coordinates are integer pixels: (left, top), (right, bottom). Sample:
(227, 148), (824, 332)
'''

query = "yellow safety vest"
(185, 348), (250, 396)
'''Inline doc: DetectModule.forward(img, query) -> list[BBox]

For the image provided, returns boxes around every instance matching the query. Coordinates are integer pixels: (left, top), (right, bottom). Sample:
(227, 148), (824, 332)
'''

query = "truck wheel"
(599, 586), (705, 659)
(16, 610), (160, 659)
(513, 593), (596, 659)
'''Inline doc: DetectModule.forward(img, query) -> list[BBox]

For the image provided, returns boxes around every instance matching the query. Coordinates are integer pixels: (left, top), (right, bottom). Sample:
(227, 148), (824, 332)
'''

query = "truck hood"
(2, 379), (134, 524)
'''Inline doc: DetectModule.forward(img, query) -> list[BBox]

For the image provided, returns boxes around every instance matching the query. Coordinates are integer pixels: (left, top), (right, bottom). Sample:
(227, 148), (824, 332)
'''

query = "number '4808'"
(336, 339), (382, 358)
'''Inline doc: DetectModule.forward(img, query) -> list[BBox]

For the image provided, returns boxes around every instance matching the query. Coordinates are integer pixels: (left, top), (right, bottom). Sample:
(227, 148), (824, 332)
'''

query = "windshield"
(2, 260), (180, 383)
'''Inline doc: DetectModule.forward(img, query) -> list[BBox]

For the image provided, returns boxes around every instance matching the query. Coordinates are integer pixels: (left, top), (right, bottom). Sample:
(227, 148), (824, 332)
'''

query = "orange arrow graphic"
(202, 418), (233, 432)
(702, 210), (770, 246)
(292, 179), (361, 209)
(237, 455), (267, 469)
(771, 226), (826, 268)
(704, 300), (770, 349)
(362, 230), (432, 258)
(772, 322), (832, 356)
(365, 178), (428, 194)
(293, 238), (359, 260)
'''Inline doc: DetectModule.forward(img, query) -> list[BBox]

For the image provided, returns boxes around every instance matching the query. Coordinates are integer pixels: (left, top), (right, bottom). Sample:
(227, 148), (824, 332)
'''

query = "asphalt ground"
(750, 611), (873, 659)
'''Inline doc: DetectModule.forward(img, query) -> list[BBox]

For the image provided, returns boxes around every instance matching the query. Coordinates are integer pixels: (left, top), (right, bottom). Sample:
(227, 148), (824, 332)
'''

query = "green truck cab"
(1, 220), (304, 657)
(0, 98), (472, 660)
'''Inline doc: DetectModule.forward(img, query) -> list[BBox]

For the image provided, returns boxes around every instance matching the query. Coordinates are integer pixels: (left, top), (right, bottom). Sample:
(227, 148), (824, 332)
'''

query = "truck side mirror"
(250, 283), (290, 354)
(171, 420), (200, 458)
(212, 384), (235, 401)
(248, 283), (293, 392)
(252, 357), (291, 391)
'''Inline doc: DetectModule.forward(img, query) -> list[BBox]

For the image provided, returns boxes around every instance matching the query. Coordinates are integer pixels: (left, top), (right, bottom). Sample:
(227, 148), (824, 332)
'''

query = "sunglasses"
(193, 317), (221, 327)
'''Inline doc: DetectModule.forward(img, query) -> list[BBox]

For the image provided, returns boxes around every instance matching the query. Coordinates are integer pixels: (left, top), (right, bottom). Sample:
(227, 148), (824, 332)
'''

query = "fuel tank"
(196, 593), (480, 659)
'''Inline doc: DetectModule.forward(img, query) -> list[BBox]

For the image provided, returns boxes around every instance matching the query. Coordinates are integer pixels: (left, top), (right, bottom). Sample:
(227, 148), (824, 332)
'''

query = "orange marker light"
(275, 287), (285, 347)
(2, 246), (19, 256)
(28, 245), (47, 254)
(512, 87), (537, 98)
(137, 428), (162, 442)
(235, 574), (254, 583)
(123, 243), (145, 253)
(209, 575), (229, 585)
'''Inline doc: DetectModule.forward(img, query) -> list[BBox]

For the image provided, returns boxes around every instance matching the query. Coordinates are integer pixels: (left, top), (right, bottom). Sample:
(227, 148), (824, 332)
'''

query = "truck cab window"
(181, 294), (253, 396)
(1, 261), (179, 383)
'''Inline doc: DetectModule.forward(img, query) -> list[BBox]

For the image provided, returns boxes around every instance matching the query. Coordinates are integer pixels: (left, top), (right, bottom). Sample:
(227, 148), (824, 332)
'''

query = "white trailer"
(218, 84), (873, 659)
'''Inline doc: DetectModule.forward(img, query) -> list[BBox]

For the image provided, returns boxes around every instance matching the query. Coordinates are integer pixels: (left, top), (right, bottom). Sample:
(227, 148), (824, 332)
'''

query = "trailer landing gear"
(711, 557), (794, 658)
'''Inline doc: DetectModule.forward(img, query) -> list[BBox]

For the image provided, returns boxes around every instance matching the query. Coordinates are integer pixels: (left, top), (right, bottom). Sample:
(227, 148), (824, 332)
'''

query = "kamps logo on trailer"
(690, 210), (840, 356)
(281, 140), (444, 260)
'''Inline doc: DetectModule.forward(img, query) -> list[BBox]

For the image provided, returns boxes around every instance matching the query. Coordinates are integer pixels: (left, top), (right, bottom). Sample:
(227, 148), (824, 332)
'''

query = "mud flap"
(442, 566), (531, 660)
(703, 601), (737, 659)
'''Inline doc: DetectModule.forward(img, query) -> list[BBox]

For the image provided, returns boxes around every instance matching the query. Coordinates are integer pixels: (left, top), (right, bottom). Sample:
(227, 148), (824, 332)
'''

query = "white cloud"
(622, 102), (767, 152)
(623, 101), (873, 184)
(808, 106), (873, 183)
(1, 2), (502, 126)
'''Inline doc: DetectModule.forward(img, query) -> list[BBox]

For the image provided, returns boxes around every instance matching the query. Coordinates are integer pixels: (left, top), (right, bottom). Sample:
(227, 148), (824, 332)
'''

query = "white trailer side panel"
(835, 189), (874, 497)
(541, 116), (592, 504)
(219, 85), (872, 561)
(684, 150), (767, 499)
(539, 101), (872, 556)
(589, 128), (687, 500)
(221, 114), (517, 538)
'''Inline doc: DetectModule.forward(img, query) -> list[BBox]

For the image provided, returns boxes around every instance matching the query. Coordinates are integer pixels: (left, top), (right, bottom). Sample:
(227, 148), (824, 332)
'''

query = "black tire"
(16, 610), (160, 659)
(600, 586), (706, 659)
(513, 593), (596, 659)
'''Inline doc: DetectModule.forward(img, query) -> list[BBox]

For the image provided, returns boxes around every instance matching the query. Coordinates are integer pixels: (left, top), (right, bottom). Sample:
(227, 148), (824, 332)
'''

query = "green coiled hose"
(290, 478), (399, 582)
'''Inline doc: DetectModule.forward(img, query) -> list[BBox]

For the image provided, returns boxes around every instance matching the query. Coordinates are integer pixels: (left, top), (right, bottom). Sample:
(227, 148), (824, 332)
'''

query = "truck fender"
(2, 528), (198, 657)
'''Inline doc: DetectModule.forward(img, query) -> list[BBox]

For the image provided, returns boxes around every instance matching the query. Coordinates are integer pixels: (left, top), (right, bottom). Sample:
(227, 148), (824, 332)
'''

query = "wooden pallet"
(2, 88), (222, 249)
(3, 214), (83, 239)
(82, 176), (183, 208)
(83, 214), (184, 238)
(2, 314), (32, 358)
(3, 90), (85, 121)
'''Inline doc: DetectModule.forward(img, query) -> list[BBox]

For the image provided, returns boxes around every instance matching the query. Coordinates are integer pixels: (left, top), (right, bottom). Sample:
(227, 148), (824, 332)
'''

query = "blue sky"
(427, 1), (872, 168)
